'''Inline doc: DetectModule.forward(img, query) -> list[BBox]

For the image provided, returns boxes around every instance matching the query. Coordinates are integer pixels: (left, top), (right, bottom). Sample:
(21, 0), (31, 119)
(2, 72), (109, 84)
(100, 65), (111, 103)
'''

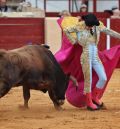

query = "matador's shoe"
(86, 93), (100, 111)
(92, 87), (104, 108)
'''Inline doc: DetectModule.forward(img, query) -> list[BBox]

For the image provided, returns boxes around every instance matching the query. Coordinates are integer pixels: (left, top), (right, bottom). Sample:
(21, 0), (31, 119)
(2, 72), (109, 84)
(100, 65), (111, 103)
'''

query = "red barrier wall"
(45, 12), (111, 18)
(0, 18), (44, 50)
(0, 17), (119, 51)
(110, 19), (120, 48)
(98, 18), (107, 51)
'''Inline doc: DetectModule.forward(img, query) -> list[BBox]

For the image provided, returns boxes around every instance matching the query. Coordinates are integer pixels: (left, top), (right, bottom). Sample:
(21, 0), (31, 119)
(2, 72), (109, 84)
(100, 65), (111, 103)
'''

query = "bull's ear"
(0, 49), (7, 57)
(7, 53), (22, 66)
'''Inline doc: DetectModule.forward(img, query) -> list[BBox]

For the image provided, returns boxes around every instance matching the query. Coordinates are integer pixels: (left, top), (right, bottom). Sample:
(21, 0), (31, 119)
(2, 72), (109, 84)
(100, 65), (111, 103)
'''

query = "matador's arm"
(63, 26), (78, 45)
(99, 22), (120, 39)
(63, 22), (84, 45)
(64, 32), (77, 45)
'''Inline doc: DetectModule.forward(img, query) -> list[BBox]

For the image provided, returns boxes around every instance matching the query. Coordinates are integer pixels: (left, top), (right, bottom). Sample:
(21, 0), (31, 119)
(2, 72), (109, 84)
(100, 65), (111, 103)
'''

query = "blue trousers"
(88, 44), (107, 92)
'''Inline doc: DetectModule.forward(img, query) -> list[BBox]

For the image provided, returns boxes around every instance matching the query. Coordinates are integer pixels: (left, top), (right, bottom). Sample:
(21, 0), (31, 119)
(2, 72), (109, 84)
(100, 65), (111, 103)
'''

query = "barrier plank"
(110, 19), (120, 48)
(0, 18), (44, 50)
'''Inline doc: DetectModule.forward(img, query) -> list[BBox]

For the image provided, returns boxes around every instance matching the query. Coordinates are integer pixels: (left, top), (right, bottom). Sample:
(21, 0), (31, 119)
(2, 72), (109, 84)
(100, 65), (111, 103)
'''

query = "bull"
(0, 45), (78, 110)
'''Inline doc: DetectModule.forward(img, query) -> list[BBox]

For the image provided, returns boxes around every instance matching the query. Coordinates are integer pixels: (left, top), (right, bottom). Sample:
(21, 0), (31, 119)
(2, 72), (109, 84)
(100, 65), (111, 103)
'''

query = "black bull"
(0, 45), (78, 110)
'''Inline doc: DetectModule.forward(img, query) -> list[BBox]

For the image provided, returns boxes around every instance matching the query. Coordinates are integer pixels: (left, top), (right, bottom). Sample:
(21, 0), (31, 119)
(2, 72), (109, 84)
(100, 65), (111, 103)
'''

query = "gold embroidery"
(61, 16), (79, 41)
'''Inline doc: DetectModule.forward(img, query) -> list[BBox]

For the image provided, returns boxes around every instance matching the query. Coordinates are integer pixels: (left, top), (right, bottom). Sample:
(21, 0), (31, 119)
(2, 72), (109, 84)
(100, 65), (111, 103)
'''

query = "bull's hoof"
(18, 105), (29, 110)
(58, 100), (64, 105)
(54, 105), (63, 111)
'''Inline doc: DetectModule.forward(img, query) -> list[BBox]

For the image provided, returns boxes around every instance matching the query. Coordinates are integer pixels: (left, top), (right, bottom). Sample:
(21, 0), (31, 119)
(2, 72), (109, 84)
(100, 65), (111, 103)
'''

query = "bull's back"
(9, 45), (51, 70)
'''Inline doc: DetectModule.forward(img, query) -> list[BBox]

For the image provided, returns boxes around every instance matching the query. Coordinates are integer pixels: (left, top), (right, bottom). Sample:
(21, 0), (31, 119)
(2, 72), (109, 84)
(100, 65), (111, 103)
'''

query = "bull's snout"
(58, 100), (65, 105)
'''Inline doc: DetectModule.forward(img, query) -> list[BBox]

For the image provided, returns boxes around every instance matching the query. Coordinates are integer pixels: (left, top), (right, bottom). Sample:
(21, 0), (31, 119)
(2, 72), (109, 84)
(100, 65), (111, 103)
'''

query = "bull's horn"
(41, 44), (50, 49)
(69, 75), (78, 87)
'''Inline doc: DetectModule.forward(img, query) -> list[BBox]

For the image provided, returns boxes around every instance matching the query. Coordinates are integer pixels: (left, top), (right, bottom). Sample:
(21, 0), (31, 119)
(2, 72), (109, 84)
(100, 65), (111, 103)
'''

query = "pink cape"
(55, 18), (120, 108)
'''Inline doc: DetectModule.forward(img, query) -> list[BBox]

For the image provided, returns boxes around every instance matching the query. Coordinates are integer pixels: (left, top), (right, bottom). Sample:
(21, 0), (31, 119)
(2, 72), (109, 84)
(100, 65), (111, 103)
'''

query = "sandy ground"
(0, 69), (120, 129)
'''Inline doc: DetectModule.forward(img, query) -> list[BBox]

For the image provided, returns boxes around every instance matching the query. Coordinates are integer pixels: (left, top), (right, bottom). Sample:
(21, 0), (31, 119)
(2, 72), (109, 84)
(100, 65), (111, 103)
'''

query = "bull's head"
(55, 74), (78, 105)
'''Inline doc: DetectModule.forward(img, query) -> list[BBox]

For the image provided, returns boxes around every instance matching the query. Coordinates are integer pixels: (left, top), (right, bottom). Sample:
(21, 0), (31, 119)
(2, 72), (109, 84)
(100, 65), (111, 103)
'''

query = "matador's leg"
(80, 50), (99, 111)
(92, 47), (107, 107)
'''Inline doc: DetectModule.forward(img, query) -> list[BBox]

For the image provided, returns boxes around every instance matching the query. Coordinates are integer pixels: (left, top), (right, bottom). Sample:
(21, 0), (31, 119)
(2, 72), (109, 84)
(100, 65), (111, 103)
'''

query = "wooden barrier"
(0, 18), (44, 50)
(0, 17), (119, 52)
(98, 18), (107, 51)
(45, 12), (111, 18)
(110, 19), (120, 48)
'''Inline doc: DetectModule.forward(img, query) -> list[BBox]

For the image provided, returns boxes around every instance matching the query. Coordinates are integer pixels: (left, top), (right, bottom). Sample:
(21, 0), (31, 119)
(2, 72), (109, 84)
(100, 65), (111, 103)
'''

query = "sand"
(0, 69), (120, 129)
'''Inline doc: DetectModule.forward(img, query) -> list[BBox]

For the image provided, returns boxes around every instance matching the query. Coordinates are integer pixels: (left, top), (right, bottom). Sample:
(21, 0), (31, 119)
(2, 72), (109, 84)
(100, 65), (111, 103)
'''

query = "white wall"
(45, 17), (62, 54)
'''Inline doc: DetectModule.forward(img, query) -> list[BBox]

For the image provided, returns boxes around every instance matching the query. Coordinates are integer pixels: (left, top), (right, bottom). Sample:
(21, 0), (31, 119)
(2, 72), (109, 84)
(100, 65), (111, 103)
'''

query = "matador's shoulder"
(76, 21), (86, 30)
(61, 16), (79, 29)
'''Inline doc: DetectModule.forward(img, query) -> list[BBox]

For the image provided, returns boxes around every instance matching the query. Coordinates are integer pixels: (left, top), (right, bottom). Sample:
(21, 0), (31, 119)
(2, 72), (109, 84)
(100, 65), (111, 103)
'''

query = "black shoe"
(87, 106), (100, 111)
(92, 100), (104, 108)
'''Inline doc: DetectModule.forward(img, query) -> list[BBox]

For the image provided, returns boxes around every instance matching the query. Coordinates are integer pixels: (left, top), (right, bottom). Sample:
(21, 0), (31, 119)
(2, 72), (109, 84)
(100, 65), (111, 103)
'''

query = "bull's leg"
(48, 89), (62, 110)
(23, 86), (30, 108)
(19, 85), (30, 109)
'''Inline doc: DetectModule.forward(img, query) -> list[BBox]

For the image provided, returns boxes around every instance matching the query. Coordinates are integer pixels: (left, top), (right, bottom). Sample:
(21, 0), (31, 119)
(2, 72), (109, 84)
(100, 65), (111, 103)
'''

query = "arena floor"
(0, 69), (120, 129)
